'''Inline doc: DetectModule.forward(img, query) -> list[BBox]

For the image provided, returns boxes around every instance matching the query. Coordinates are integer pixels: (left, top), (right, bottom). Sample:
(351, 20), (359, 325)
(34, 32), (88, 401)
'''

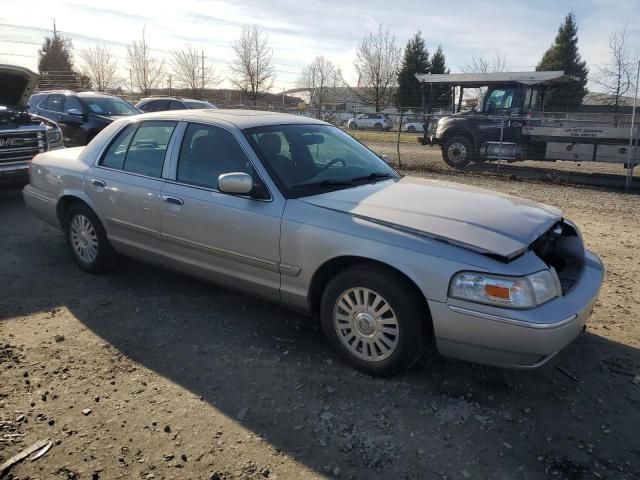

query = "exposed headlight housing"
(449, 270), (559, 309)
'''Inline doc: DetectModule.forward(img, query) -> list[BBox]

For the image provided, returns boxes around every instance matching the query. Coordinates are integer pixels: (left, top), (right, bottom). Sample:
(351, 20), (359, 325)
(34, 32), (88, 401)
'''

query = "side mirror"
(380, 154), (389, 163)
(218, 172), (253, 195)
(67, 108), (83, 116)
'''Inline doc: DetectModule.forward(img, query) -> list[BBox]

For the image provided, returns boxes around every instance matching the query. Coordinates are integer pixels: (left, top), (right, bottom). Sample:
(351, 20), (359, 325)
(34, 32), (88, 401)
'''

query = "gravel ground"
(1, 164), (640, 480)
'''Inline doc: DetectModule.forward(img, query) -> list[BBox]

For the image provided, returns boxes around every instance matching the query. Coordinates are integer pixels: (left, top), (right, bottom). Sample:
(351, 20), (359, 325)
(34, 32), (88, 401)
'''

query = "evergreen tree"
(395, 31), (429, 111)
(536, 12), (589, 110)
(429, 45), (450, 111)
(37, 23), (85, 90)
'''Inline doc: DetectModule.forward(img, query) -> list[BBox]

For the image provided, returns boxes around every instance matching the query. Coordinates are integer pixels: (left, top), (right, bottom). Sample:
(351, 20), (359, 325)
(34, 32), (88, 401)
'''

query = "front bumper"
(0, 161), (29, 182)
(429, 250), (604, 369)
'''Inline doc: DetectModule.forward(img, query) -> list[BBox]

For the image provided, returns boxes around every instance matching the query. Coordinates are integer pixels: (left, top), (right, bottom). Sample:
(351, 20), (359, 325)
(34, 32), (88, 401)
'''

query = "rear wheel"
(63, 203), (116, 274)
(320, 265), (427, 377)
(442, 136), (475, 168)
(350, 122), (358, 130)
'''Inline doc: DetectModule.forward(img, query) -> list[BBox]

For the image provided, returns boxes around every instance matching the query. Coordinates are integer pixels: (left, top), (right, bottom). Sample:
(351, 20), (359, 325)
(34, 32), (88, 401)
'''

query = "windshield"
(245, 124), (398, 197)
(184, 100), (216, 109)
(83, 97), (139, 116)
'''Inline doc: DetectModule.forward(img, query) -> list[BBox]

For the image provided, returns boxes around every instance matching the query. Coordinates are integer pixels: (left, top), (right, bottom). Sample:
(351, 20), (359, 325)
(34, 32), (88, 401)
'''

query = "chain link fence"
(305, 109), (639, 191)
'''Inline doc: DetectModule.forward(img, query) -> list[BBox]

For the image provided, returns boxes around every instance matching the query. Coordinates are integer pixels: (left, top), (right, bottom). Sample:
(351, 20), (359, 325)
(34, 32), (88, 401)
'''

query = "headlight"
(449, 270), (559, 309)
(46, 128), (62, 147)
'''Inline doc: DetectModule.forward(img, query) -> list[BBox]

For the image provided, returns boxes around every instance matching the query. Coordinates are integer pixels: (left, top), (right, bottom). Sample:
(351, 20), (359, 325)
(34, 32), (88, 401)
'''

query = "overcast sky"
(1, 0), (638, 91)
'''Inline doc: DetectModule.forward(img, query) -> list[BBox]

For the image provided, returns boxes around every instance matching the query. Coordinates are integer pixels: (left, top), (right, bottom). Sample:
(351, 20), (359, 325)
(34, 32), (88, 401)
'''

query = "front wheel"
(320, 265), (427, 377)
(442, 136), (475, 168)
(64, 203), (116, 274)
(374, 123), (383, 131)
(407, 126), (416, 133)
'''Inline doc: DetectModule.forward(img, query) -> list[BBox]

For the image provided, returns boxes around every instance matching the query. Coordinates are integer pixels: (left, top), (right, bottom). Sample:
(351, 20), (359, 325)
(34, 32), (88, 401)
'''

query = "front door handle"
(91, 179), (106, 187)
(162, 195), (184, 206)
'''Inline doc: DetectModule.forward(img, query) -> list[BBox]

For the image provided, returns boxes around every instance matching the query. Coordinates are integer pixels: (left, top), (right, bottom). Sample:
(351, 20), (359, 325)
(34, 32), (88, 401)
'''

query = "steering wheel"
(322, 158), (347, 170)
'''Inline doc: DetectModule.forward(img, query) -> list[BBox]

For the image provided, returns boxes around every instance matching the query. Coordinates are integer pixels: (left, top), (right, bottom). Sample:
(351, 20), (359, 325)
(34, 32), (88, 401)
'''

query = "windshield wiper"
(290, 179), (355, 189)
(349, 172), (396, 182)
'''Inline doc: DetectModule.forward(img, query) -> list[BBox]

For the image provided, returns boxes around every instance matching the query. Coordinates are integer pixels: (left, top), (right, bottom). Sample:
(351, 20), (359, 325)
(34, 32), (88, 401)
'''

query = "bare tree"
(594, 29), (636, 125)
(352, 26), (401, 112)
(297, 56), (342, 115)
(171, 45), (222, 98)
(462, 50), (508, 109)
(229, 25), (275, 107)
(78, 44), (118, 92)
(127, 27), (165, 95)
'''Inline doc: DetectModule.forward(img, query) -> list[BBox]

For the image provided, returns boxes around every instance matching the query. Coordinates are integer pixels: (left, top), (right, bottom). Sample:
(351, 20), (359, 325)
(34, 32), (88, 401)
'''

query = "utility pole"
(168, 75), (172, 96)
(201, 50), (205, 100)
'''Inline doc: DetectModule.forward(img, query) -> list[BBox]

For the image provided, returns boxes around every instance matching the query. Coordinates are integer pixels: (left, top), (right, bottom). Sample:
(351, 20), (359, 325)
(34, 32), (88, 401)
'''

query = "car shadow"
(2, 187), (640, 478)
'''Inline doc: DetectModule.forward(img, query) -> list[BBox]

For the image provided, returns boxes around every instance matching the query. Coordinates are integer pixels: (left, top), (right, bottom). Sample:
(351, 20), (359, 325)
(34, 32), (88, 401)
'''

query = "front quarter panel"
(279, 199), (548, 312)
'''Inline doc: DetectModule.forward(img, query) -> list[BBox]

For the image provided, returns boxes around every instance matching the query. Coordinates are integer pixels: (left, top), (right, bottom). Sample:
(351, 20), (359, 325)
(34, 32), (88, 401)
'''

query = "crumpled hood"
(0, 64), (39, 109)
(300, 176), (562, 259)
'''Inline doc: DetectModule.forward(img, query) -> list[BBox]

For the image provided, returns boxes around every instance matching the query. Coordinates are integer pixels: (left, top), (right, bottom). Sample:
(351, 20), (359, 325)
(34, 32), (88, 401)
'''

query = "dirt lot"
(1, 161), (640, 479)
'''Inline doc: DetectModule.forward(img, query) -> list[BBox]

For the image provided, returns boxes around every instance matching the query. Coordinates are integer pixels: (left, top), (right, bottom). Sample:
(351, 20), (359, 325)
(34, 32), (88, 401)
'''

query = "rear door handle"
(162, 195), (184, 206)
(91, 179), (106, 187)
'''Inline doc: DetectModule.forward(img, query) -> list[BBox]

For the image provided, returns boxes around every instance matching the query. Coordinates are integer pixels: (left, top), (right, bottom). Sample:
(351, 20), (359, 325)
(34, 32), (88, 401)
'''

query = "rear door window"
(99, 121), (177, 178)
(169, 100), (185, 110)
(44, 94), (64, 112)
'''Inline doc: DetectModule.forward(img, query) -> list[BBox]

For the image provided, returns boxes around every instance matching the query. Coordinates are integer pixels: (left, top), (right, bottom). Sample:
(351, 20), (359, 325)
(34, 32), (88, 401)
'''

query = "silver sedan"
(23, 110), (604, 377)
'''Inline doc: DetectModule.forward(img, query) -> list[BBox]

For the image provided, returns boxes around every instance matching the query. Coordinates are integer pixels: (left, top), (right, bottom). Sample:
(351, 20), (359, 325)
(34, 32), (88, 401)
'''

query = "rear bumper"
(429, 250), (604, 369)
(23, 184), (60, 228)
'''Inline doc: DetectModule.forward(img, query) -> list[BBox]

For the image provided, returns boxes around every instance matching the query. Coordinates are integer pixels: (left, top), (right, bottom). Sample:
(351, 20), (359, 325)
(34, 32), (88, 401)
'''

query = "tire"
(442, 135), (475, 169)
(320, 264), (427, 377)
(63, 203), (116, 274)
(407, 126), (416, 133)
(374, 123), (383, 131)
(350, 122), (358, 130)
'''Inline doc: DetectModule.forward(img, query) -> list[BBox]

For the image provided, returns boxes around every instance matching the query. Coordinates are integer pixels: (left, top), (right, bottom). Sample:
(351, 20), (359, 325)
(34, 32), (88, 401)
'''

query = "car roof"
(134, 109), (327, 129)
(138, 97), (208, 102)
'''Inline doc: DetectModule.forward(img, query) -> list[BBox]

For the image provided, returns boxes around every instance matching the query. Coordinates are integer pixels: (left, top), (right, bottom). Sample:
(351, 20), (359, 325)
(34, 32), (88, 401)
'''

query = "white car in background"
(347, 113), (393, 131)
(402, 120), (425, 133)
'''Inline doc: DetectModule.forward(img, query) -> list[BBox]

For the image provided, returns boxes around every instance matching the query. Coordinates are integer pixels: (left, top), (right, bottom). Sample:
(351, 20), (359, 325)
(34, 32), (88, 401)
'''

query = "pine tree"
(37, 22), (85, 90)
(395, 31), (429, 111)
(536, 12), (589, 111)
(429, 46), (450, 111)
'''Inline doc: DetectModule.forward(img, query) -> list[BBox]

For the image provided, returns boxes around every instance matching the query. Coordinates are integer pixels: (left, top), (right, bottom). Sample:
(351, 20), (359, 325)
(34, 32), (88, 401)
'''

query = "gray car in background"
(23, 110), (603, 377)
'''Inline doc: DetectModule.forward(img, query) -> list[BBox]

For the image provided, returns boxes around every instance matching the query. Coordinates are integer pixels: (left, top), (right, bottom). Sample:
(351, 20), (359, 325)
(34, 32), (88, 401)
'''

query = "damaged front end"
(530, 220), (585, 294)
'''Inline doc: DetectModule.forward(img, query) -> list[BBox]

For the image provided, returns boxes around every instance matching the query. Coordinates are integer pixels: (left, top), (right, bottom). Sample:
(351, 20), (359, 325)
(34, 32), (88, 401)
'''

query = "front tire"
(442, 136), (475, 168)
(320, 265), (427, 377)
(374, 123), (383, 131)
(407, 126), (416, 133)
(63, 203), (116, 274)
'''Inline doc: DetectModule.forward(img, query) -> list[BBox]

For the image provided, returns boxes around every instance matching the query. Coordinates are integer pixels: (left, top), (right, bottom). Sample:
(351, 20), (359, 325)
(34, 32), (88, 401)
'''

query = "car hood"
(300, 176), (562, 259)
(0, 64), (39, 109)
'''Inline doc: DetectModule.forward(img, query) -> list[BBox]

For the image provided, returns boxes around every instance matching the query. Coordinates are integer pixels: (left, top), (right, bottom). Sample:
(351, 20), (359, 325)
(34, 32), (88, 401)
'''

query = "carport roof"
(414, 71), (579, 87)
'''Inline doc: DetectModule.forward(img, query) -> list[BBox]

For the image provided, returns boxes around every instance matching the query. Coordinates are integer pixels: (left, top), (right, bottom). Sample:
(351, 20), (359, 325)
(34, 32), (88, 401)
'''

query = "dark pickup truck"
(0, 65), (64, 182)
